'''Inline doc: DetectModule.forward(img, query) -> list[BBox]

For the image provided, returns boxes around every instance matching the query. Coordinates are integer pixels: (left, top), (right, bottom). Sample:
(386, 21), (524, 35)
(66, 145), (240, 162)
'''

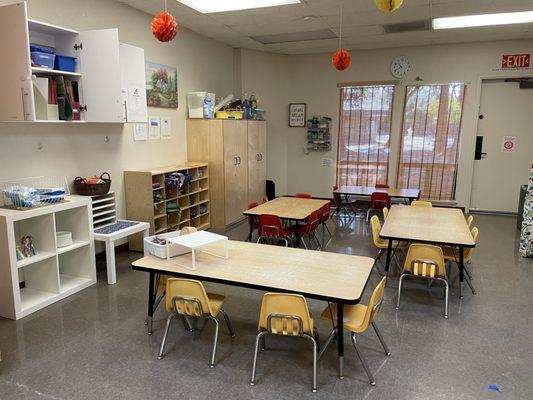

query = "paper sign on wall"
(502, 136), (517, 153)
(161, 118), (171, 140)
(133, 123), (148, 141)
(149, 117), (161, 140)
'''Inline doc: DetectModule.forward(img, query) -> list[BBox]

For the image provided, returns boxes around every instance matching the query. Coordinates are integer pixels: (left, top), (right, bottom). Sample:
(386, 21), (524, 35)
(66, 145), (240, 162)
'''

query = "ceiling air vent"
(251, 29), (337, 44)
(383, 20), (430, 34)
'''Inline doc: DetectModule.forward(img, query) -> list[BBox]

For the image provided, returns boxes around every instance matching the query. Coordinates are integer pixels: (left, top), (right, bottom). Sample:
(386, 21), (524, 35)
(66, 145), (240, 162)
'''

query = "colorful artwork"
(520, 165), (533, 258)
(145, 61), (178, 108)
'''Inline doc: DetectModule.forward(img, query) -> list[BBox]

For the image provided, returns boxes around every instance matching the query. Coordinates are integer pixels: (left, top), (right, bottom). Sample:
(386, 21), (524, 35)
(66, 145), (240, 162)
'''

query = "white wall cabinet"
(0, 196), (96, 320)
(0, 1), (147, 124)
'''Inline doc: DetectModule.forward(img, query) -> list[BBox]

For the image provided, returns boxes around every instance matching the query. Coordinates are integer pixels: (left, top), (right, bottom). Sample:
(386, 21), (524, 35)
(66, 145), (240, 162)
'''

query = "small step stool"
(90, 193), (149, 284)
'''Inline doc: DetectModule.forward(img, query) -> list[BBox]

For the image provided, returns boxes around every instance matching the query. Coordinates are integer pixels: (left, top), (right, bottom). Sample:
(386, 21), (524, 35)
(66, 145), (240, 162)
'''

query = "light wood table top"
(380, 205), (475, 247)
(334, 186), (420, 200)
(243, 196), (330, 221)
(132, 240), (375, 304)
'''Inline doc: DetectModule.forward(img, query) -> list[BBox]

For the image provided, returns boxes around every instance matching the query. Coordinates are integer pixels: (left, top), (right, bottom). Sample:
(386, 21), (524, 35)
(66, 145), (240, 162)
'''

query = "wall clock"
(390, 56), (411, 78)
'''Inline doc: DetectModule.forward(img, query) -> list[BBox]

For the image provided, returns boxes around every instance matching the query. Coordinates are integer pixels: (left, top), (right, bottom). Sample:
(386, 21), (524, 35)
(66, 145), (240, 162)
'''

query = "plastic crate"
(144, 230), (191, 259)
(31, 51), (55, 69)
(54, 55), (77, 72)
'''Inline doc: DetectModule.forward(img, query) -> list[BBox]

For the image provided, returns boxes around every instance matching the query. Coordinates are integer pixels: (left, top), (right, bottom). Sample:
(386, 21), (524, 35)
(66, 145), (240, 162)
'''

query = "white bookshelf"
(0, 195), (96, 320)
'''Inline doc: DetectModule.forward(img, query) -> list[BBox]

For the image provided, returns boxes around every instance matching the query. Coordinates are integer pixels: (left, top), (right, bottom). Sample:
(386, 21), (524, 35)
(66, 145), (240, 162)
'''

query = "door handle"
(256, 154), (260, 162)
(234, 156), (238, 165)
(260, 153), (263, 161)
(237, 156), (241, 165)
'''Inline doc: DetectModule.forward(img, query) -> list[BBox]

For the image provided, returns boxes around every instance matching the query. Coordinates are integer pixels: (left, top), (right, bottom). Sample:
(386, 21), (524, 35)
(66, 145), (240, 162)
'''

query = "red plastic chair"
(332, 186), (357, 219)
(295, 193), (312, 199)
(318, 203), (333, 247)
(366, 192), (391, 221)
(257, 214), (294, 247)
(296, 210), (321, 249)
(245, 201), (260, 241)
(375, 183), (390, 189)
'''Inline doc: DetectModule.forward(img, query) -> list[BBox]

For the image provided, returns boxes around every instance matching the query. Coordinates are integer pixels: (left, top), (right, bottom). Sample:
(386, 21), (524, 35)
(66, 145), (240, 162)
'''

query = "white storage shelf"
(0, 195), (96, 320)
(0, 1), (148, 124)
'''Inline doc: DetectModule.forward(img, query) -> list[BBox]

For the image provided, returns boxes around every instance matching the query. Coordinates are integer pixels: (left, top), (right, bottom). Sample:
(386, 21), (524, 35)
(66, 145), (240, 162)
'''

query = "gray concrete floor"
(0, 214), (532, 400)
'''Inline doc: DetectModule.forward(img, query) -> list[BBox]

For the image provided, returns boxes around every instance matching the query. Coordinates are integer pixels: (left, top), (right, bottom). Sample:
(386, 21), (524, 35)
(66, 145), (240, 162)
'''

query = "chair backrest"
(361, 276), (387, 329)
(258, 214), (284, 238)
(375, 183), (390, 189)
(466, 215), (474, 228)
(370, 215), (387, 248)
(320, 203), (331, 223)
(382, 206), (389, 219)
(295, 193), (312, 199)
(370, 191), (391, 209)
(332, 186), (342, 206)
(247, 201), (259, 227)
(262, 196), (267, 204)
(301, 210), (320, 234)
(411, 200), (432, 207)
(258, 293), (313, 335)
(403, 244), (446, 278)
(165, 278), (214, 317)
(464, 226), (478, 261)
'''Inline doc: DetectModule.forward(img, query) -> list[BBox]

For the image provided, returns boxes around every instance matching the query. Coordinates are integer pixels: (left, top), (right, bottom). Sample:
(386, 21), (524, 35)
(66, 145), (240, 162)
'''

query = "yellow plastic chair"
(144, 227), (199, 330)
(442, 227), (478, 295)
(250, 293), (319, 392)
(396, 244), (449, 318)
(466, 215), (474, 228)
(158, 278), (235, 367)
(370, 215), (407, 274)
(319, 277), (390, 385)
(411, 200), (433, 207)
(382, 206), (389, 219)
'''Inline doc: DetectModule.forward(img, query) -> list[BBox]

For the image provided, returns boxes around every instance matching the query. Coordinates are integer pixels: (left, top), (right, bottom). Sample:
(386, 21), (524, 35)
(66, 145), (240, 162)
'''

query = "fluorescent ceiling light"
(433, 11), (533, 29)
(176, 0), (300, 14)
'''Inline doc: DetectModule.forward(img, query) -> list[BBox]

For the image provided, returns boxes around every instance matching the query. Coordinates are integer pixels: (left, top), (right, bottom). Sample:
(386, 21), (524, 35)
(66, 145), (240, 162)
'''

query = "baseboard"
(469, 209), (518, 217)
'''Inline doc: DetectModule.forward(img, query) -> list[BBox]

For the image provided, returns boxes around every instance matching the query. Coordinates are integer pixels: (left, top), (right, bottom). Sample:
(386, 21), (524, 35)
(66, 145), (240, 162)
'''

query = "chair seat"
(376, 240), (408, 250)
(441, 246), (459, 261)
(320, 303), (367, 334)
(206, 293), (225, 316)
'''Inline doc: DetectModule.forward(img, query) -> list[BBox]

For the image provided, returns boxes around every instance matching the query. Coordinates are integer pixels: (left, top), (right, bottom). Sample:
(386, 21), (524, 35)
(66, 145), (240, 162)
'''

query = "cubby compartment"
(154, 202), (166, 219)
(14, 214), (56, 268)
(19, 256), (60, 313)
(154, 217), (167, 234)
(198, 177), (209, 190)
(189, 180), (199, 193)
(189, 168), (199, 181)
(197, 166), (208, 179)
(167, 209), (182, 229)
(58, 245), (93, 293)
(55, 206), (90, 253)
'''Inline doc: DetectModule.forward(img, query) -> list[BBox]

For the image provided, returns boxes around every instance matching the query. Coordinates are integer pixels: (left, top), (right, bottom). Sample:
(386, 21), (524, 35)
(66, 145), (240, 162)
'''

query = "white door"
(470, 80), (533, 213)
(120, 43), (148, 123)
(79, 29), (123, 123)
(0, 2), (34, 121)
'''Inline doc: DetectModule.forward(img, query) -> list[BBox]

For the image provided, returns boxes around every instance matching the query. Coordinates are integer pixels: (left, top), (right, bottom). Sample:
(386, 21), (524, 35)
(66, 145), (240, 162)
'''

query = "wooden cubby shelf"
(124, 162), (211, 251)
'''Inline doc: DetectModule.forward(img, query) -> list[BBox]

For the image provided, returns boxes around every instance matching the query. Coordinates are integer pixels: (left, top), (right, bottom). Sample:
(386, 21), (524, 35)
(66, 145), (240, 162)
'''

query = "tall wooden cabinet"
(187, 119), (267, 229)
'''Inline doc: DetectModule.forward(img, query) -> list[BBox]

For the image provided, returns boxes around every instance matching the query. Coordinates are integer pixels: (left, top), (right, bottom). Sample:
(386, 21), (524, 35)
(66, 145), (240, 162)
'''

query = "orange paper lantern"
(151, 12), (178, 42)
(332, 49), (351, 71)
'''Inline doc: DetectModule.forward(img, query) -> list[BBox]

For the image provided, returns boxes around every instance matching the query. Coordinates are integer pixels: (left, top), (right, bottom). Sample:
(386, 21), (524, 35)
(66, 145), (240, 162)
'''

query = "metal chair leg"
(182, 315), (193, 332)
(250, 331), (268, 386)
(219, 308), (235, 337)
(371, 322), (391, 356)
(317, 328), (337, 360)
(464, 275), (476, 295)
(300, 237), (308, 249)
(351, 334), (376, 386)
(158, 313), (177, 360)
(442, 279), (449, 319)
(209, 317), (220, 368)
(396, 274), (406, 310)
(304, 334), (318, 393)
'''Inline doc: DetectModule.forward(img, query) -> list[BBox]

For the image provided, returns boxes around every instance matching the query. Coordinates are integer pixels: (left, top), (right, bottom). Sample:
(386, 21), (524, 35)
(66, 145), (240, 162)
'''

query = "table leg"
(337, 302), (344, 379)
(459, 246), (464, 299)
(384, 239), (393, 274)
(247, 220), (254, 242)
(147, 272), (155, 335)
(105, 240), (116, 285)
(143, 228), (149, 256)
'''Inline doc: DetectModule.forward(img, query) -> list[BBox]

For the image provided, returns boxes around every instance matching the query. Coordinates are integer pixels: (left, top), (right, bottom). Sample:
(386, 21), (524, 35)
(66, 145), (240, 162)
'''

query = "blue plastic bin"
(54, 55), (77, 72)
(31, 51), (55, 69)
(30, 45), (55, 54)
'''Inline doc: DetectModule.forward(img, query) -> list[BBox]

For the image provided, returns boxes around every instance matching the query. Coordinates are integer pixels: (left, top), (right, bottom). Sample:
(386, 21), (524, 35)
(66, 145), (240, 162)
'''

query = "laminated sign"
(501, 136), (517, 153)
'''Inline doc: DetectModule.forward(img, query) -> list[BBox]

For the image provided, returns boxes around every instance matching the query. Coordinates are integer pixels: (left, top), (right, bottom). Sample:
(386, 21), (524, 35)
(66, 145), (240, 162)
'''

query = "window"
(336, 85), (395, 187)
(397, 83), (466, 200)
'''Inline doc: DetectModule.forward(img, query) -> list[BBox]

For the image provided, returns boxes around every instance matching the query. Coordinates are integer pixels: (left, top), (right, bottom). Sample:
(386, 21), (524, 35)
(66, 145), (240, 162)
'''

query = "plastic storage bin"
(31, 51), (55, 69)
(54, 55), (77, 72)
(187, 92), (215, 118)
(144, 230), (191, 259)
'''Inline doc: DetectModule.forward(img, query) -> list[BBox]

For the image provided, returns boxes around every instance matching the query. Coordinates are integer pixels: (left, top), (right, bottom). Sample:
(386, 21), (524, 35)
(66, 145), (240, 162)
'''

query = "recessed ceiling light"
(433, 11), (533, 29)
(302, 15), (318, 21)
(176, 0), (301, 14)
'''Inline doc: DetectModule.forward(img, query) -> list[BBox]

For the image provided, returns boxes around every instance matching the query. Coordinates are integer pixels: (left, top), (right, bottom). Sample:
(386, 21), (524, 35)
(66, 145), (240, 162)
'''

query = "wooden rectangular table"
(242, 197), (330, 242)
(334, 186), (420, 203)
(132, 240), (375, 379)
(379, 205), (475, 296)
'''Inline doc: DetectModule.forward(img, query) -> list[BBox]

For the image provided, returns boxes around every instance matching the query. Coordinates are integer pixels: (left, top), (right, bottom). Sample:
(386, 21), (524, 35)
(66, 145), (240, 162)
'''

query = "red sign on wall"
(501, 54), (531, 69)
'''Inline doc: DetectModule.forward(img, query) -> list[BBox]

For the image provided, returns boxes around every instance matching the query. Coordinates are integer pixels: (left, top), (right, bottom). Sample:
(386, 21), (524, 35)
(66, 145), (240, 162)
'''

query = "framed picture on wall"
(289, 103), (306, 127)
(145, 61), (178, 108)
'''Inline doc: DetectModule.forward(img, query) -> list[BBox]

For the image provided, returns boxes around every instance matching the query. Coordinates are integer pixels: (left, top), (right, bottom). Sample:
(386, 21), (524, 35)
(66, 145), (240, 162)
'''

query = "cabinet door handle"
(234, 156), (238, 165)
(260, 153), (263, 161)
(238, 156), (241, 165)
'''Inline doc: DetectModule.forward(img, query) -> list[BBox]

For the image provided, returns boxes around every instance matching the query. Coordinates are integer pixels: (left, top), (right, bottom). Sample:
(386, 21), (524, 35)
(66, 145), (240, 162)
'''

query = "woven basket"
(74, 172), (111, 196)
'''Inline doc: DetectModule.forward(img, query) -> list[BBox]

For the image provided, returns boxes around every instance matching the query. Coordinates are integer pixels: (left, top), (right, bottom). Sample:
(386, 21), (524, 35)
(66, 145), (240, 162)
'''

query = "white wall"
(284, 39), (533, 208)
(0, 0), (235, 222)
